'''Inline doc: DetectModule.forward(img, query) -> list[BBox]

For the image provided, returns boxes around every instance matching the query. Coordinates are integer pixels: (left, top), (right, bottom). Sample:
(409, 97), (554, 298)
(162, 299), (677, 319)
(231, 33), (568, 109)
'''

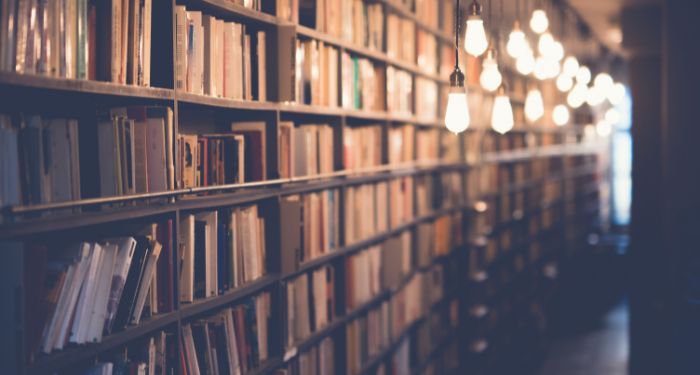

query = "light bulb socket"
(469, 0), (482, 17)
(485, 48), (496, 61)
(450, 67), (466, 88)
(513, 20), (521, 30)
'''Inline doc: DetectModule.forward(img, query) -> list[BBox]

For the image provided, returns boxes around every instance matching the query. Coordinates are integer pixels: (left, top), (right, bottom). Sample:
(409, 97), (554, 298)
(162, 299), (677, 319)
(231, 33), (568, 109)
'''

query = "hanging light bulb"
(608, 82), (626, 105)
(534, 56), (549, 80)
(556, 73), (574, 92)
(445, 0), (470, 134)
(530, 9), (549, 34)
(544, 57), (560, 78)
(525, 88), (544, 123)
(550, 41), (564, 61)
(538, 32), (555, 56)
(605, 108), (621, 124)
(562, 56), (579, 77)
(596, 119), (612, 137)
(594, 72), (614, 92)
(480, 49), (502, 92)
(516, 47), (535, 75)
(567, 83), (587, 108)
(576, 66), (591, 84)
(586, 85), (606, 106)
(553, 104), (570, 126)
(465, 0), (488, 57)
(492, 84), (514, 134)
(506, 21), (527, 58)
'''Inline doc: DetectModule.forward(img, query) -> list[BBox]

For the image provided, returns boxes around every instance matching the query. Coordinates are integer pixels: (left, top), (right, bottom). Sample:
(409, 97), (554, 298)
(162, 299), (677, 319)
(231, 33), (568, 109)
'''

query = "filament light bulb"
(608, 82), (626, 105)
(445, 68), (470, 134)
(562, 56), (579, 77)
(567, 83), (587, 108)
(465, 18), (488, 56)
(586, 85), (605, 106)
(534, 56), (549, 80)
(605, 108), (621, 124)
(576, 66), (591, 84)
(492, 85), (514, 134)
(556, 74), (574, 92)
(507, 23), (527, 58)
(596, 119), (612, 137)
(594, 73), (614, 91)
(525, 88), (544, 123)
(530, 9), (549, 34)
(480, 50), (502, 92)
(538, 32), (555, 56)
(553, 104), (570, 126)
(516, 48), (535, 75)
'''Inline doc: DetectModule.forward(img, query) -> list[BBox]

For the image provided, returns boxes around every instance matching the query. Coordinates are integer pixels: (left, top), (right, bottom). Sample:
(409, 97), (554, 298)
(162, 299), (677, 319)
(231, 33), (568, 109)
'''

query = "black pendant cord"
(455, 0), (460, 70)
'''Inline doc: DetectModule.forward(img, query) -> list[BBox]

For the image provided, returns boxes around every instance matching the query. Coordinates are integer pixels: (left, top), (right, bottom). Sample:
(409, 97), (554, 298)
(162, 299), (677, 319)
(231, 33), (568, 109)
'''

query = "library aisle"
(0, 0), (697, 374)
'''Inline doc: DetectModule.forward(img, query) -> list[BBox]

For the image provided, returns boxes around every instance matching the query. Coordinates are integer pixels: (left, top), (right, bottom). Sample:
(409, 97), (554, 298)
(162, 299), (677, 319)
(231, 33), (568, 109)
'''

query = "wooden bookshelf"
(0, 0), (607, 374)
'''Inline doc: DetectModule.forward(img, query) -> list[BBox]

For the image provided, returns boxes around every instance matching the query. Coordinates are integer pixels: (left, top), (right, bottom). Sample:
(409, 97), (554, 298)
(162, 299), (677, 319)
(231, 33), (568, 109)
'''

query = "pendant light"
(576, 66), (591, 84)
(553, 104), (570, 126)
(530, 4), (548, 34)
(607, 82), (626, 105)
(567, 83), (587, 108)
(480, 1), (501, 92)
(506, 0), (526, 58)
(594, 72), (614, 91)
(465, 0), (488, 56)
(525, 87), (544, 123)
(516, 46), (535, 75)
(556, 73), (574, 92)
(445, 0), (471, 134)
(492, 84), (514, 134)
(480, 48), (502, 91)
(562, 56), (579, 77)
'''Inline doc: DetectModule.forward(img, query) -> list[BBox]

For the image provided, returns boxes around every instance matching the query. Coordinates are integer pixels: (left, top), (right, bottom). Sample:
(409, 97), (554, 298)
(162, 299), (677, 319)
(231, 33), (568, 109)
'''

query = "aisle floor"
(539, 302), (628, 375)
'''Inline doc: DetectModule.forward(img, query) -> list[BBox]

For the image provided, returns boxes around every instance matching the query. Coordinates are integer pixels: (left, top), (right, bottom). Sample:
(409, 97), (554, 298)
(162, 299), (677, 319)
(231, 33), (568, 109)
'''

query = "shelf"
(177, 91), (280, 111)
(29, 313), (178, 375)
(184, 0), (279, 25)
(0, 72), (174, 100)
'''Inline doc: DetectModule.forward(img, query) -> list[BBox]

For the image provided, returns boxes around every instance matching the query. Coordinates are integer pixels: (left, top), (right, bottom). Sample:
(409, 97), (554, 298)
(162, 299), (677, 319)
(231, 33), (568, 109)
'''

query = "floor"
(539, 301), (629, 375)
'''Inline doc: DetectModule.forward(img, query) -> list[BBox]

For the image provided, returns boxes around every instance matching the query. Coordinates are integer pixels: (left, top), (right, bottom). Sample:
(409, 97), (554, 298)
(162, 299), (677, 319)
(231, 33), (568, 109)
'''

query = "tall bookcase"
(0, 0), (607, 374)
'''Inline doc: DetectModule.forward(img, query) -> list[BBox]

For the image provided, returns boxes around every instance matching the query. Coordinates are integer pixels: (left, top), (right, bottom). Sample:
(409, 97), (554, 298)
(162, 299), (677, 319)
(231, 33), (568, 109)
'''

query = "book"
(286, 266), (334, 345)
(343, 125), (382, 171)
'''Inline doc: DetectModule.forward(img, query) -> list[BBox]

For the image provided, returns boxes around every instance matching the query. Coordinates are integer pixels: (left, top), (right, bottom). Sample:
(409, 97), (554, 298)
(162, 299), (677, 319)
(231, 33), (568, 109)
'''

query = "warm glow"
(576, 66), (591, 84)
(596, 119), (612, 136)
(586, 85), (606, 106)
(608, 82), (626, 105)
(525, 89), (545, 123)
(492, 94), (514, 134)
(594, 73), (614, 91)
(530, 9), (549, 34)
(516, 49), (535, 75)
(534, 56), (549, 80)
(465, 18), (489, 57)
(538, 33), (555, 56)
(553, 104), (570, 126)
(605, 108), (621, 124)
(562, 56), (579, 77)
(551, 41), (564, 61)
(445, 90), (471, 133)
(567, 83), (588, 108)
(556, 74), (574, 92)
(507, 28), (527, 58)
(480, 54), (502, 92)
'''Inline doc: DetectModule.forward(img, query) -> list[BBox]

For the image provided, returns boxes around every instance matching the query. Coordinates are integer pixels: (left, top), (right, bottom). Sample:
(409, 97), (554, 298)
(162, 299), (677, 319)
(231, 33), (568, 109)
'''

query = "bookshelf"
(0, 0), (606, 374)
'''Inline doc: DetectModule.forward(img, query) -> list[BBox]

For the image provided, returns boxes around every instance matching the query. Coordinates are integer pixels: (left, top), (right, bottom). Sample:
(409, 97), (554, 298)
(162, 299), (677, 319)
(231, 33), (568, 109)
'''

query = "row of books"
(30, 221), (173, 355)
(344, 182), (388, 245)
(80, 331), (175, 375)
(346, 301), (391, 374)
(296, 39), (339, 107)
(280, 189), (340, 274)
(416, 213), (463, 267)
(177, 121), (267, 187)
(341, 52), (385, 112)
(343, 125), (382, 171)
(386, 14), (415, 63)
(278, 122), (334, 179)
(285, 266), (335, 346)
(175, 7), (267, 101)
(0, 0), (153, 85)
(416, 78), (438, 121)
(388, 125), (415, 166)
(178, 205), (267, 303)
(304, 0), (383, 52)
(386, 67), (413, 117)
(279, 337), (334, 375)
(180, 292), (271, 375)
(98, 106), (175, 197)
(0, 114), (80, 207)
(417, 30), (438, 74)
